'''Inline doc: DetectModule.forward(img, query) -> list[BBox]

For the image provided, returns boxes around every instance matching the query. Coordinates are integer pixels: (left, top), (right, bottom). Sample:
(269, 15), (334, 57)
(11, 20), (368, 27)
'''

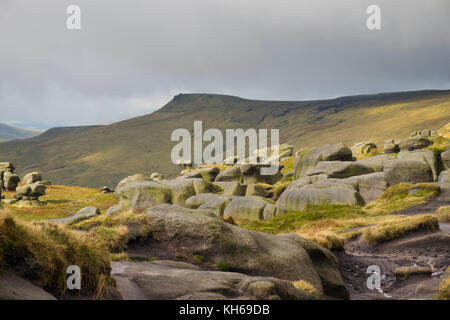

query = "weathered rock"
(294, 144), (353, 179)
(140, 204), (348, 298)
(263, 204), (278, 220)
(286, 174), (328, 191)
(22, 172), (42, 184)
(410, 129), (434, 138)
(398, 137), (432, 151)
(49, 206), (100, 225)
(0, 162), (15, 173)
(276, 183), (365, 213)
(0, 271), (56, 300)
(383, 139), (400, 154)
(384, 159), (433, 186)
(339, 172), (389, 203)
(214, 181), (247, 196)
(438, 170), (450, 184)
(15, 182), (46, 200)
(111, 261), (314, 300)
(442, 149), (450, 170)
(3, 171), (20, 191)
(106, 204), (122, 216)
(356, 154), (396, 172)
(306, 161), (374, 179)
(398, 150), (438, 181)
(223, 196), (273, 221)
(214, 166), (242, 182)
(245, 184), (269, 197)
(185, 193), (231, 218)
(115, 174), (151, 196)
(183, 167), (220, 182)
(240, 163), (283, 185)
(116, 180), (172, 210)
(350, 142), (377, 156)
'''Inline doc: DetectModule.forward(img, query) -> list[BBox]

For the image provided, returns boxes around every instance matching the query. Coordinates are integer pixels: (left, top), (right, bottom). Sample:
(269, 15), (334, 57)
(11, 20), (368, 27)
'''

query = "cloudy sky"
(1, 0), (449, 129)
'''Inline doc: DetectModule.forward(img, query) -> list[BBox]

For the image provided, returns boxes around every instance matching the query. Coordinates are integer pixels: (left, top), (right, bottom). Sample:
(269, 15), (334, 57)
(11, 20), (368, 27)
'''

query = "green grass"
(2, 185), (117, 221)
(239, 204), (366, 234)
(436, 206), (450, 222)
(215, 262), (230, 272)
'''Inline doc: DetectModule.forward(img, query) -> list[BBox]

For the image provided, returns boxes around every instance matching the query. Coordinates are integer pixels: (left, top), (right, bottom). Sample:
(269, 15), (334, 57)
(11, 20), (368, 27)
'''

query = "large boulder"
(49, 206), (100, 225)
(112, 261), (315, 300)
(294, 144), (353, 179)
(339, 172), (389, 203)
(182, 167), (220, 182)
(442, 150), (450, 170)
(398, 137), (432, 151)
(115, 176), (220, 210)
(3, 172), (20, 191)
(213, 181), (247, 196)
(286, 174), (328, 191)
(383, 139), (399, 154)
(245, 184), (269, 197)
(116, 180), (172, 210)
(306, 161), (374, 179)
(0, 162), (15, 173)
(240, 163), (283, 185)
(356, 154), (396, 172)
(115, 174), (151, 196)
(140, 204), (349, 299)
(22, 172), (42, 184)
(185, 193), (231, 218)
(223, 196), (275, 221)
(383, 159), (433, 185)
(276, 183), (365, 213)
(15, 182), (46, 200)
(398, 150), (438, 181)
(438, 170), (450, 184)
(214, 166), (242, 182)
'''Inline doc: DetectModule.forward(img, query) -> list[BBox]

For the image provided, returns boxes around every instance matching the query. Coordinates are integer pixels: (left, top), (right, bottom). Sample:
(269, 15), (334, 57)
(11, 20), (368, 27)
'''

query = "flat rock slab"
(0, 271), (56, 300)
(111, 260), (314, 300)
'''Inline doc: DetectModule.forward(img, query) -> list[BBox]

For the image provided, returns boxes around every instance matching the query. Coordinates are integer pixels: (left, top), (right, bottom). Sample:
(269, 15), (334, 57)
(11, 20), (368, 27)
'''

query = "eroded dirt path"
(334, 228), (450, 300)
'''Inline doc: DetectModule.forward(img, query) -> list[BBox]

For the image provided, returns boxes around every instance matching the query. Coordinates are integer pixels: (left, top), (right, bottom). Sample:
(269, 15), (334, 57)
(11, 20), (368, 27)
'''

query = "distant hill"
(0, 89), (450, 188)
(0, 123), (41, 142)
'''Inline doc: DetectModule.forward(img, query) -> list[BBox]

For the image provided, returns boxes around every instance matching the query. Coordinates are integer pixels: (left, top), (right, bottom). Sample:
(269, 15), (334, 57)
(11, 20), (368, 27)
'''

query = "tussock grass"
(365, 183), (440, 215)
(0, 209), (114, 298)
(363, 214), (439, 244)
(436, 206), (450, 223)
(437, 266), (450, 300)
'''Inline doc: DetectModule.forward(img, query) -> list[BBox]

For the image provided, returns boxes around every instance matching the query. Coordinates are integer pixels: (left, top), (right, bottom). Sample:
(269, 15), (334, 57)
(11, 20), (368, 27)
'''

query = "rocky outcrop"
(276, 183), (365, 213)
(442, 149), (450, 170)
(240, 163), (283, 185)
(0, 271), (56, 300)
(245, 184), (269, 197)
(22, 172), (42, 185)
(398, 137), (432, 151)
(356, 154), (396, 172)
(14, 182), (46, 201)
(383, 139), (399, 154)
(383, 150), (438, 185)
(438, 170), (450, 184)
(223, 196), (275, 221)
(185, 193), (231, 218)
(339, 172), (389, 204)
(214, 181), (247, 196)
(3, 171), (20, 191)
(138, 204), (348, 299)
(214, 166), (242, 182)
(182, 167), (220, 182)
(294, 144), (353, 179)
(306, 161), (374, 179)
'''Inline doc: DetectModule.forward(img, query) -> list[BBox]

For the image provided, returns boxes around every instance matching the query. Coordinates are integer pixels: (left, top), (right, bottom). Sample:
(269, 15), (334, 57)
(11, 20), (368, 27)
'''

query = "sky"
(0, 0), (449, 130)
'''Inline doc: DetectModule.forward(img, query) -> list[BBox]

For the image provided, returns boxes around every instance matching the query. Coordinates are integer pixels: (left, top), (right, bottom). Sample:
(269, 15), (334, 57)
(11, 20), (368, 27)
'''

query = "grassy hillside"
(0, 89), (449, 188)
(0, 123), (41, 142)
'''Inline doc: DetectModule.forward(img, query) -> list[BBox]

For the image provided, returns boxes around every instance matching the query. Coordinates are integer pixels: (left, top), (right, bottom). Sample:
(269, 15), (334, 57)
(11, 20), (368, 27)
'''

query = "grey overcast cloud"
(0, 0), (449, 129)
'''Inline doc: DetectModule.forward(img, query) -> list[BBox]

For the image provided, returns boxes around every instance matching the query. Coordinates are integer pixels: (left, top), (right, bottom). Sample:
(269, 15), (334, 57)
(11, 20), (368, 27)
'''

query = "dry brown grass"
(0, 209), (114, 298)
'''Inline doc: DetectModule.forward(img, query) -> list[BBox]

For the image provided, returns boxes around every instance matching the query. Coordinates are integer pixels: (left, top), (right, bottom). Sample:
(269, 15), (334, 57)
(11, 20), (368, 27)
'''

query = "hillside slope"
(0, 123), (41, 142)
(0, 89), (450, 187)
